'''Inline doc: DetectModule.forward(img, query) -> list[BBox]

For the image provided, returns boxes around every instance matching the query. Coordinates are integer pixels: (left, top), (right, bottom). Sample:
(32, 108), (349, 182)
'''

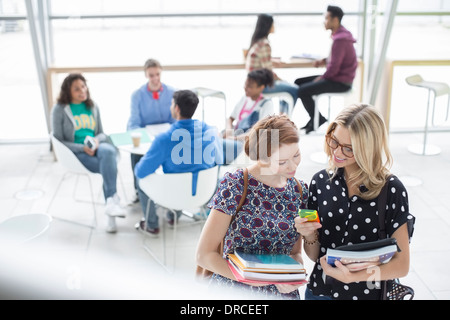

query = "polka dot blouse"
(307, 168), (415, 300)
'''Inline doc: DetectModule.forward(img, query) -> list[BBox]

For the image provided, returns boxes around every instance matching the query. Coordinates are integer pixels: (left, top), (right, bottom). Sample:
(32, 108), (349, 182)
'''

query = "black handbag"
(377, 175), (415, 300)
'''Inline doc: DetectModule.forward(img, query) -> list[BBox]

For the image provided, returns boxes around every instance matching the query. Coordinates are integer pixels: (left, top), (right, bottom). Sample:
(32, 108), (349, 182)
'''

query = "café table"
(110, 123), (171, 156)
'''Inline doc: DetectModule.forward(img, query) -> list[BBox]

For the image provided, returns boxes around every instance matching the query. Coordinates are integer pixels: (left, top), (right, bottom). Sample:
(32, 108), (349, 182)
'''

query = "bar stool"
(191, 87), (227, 128)
(312, 89), (353, 131)
(262, 92), (295, 116)
(310, 90), (352, 164)
(405, 74), (450, 156)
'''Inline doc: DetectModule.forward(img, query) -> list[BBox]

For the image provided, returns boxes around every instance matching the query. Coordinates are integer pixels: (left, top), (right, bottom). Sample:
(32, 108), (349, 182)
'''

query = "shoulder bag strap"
(219, 168), (248, 255)
(232, 167), (249, 222)
(198, 168), (249, 279)
(377, 174), (399, 300)
(294, 177), (303, 198)
(377, 174), (393, 240)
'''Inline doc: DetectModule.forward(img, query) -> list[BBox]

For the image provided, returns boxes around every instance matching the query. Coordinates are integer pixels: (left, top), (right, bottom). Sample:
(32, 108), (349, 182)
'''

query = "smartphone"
(84, 136), (96, 150)
(298, 209), (320, 223)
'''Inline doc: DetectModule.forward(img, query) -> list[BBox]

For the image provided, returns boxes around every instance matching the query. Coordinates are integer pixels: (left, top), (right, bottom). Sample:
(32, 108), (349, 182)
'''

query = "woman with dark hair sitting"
(51, 73), (125, 233)
(245, 14), (299, 115)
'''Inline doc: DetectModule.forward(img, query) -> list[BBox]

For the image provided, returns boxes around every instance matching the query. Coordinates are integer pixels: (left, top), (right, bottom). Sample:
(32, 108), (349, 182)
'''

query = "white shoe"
(106, 216), (117, 233)
(130, 193), (140, 204)
(105, 195), (126, 218)
(112, 193), (121, 205)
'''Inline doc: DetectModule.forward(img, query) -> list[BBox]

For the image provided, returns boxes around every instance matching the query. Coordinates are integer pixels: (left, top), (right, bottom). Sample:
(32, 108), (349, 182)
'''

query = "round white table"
(111, 123), (171, 155)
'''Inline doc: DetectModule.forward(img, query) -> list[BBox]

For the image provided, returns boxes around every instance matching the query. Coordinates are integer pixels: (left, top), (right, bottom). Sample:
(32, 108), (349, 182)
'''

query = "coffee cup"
(131, 131), (142, 147)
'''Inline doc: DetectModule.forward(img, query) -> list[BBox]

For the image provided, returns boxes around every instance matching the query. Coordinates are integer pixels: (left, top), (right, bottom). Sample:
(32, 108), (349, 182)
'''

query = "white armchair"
(48, 134), (99, 228)
(138, 165), (220, 272)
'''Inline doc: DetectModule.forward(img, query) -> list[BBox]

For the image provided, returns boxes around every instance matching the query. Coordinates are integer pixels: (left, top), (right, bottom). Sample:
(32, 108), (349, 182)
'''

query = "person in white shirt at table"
(222, 68), (275, 163)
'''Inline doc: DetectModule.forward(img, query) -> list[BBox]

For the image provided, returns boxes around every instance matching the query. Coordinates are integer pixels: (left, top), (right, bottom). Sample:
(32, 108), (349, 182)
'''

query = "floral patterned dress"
(208, 168), (308, 299)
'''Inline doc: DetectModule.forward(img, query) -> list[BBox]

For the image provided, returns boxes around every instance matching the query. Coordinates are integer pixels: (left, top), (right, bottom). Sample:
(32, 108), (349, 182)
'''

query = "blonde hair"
(325, 104), (392, 200)
(245, 114), (299, 162)
(144, 58), (162, 70)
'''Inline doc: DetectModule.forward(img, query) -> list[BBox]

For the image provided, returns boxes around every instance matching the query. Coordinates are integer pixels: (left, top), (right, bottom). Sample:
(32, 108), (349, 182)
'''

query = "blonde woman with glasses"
(295, 104), (415, 300)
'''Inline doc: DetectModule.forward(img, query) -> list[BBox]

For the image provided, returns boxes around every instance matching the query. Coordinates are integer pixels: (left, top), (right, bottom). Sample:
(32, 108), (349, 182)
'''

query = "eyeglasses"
(326, 135), (354, 158)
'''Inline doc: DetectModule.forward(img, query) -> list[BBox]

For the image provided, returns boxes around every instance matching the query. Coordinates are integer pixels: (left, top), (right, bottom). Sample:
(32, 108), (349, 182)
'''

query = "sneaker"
(134, 217), (145, 230)
(105, 196), (126, 218)
(112, 193), (121, 204)
(167, 218), (175, 228)
(130, 192), (140, 204)
(301, 119), (312, 130)
(304, 123), (315, 135)
(305, 115), (327, 134)
(318, 115), (328, 128)
(136, 220), (159, 237)
(106, 216), (117, 233)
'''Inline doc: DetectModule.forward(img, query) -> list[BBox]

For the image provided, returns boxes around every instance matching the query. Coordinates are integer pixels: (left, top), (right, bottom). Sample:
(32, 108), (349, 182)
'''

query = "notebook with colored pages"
(227, 261), (307, 285)
(326, 239), (399, 271)
(228, 253), (306, 273)
(234, 250), (305, 271)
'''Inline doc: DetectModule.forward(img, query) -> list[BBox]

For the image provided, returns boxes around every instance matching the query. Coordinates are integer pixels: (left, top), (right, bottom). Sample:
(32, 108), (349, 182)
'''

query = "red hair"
(244, 114), (299, 161)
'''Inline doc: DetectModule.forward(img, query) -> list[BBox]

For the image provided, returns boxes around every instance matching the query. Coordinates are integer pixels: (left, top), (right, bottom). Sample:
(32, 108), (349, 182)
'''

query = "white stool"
(405, 74), (450, 156)
(191, 87), (227, 128)
(263, 92), (295, 116)
(0, 213), (52, 247)
(312, 90), (353, 131)
(310, 90), (352, 164)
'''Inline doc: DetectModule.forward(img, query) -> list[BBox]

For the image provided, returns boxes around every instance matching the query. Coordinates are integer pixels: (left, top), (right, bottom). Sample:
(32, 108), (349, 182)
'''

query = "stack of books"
(227, 250), (307, 285)
(326, 238), (399, 272)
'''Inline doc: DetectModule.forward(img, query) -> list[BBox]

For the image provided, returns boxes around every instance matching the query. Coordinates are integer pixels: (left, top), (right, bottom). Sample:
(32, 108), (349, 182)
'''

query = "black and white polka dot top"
(306, 168), (415, 300)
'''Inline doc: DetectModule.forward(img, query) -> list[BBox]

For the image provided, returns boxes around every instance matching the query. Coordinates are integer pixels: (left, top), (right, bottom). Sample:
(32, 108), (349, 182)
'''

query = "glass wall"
(1, 0), (449, 140)
(48, 0), (361, 67)
(378, 0), (450, 129)
(0, 0), (48, 141)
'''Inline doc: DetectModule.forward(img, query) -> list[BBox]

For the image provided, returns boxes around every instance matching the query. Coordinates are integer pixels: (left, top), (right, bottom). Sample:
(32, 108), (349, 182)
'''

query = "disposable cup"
(131, 131), (142, 147)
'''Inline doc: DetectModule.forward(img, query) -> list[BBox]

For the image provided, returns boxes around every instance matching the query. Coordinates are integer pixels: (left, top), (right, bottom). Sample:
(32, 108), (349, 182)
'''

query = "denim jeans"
(137, 184), (182, 229)
(304, 288), (332, 300)
(295, 75), (352, 122)
(75, 143), (118, 201)
(263, 80), (299, 114)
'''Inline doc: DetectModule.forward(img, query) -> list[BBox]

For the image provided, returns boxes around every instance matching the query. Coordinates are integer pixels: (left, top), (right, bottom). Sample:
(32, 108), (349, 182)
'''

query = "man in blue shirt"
(127, 59), (176, 200)
(134, 90), (223, 236)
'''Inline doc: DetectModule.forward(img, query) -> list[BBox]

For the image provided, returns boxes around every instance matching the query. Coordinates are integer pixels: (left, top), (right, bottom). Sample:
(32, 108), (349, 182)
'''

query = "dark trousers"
(295, 75), (351, 122)
(131, 153), (143, 193)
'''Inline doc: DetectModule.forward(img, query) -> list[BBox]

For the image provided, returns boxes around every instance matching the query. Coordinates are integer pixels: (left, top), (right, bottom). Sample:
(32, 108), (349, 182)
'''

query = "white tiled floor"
(0, 129), (449, 300)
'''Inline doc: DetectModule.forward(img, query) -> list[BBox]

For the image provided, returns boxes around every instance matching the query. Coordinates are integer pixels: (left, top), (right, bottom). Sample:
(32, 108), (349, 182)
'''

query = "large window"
(48, 0), (361, 66)
(0, 0), (48, 141)
(1, 0), (449, 140)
